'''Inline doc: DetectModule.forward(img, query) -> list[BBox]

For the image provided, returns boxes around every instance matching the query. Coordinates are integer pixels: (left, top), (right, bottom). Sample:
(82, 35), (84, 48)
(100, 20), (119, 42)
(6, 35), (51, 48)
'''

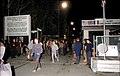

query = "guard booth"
(82, 18), (120, 41)
(82, 19), (120, 72)
(82, 19), (120, 51)
(91, 35), (120, 72)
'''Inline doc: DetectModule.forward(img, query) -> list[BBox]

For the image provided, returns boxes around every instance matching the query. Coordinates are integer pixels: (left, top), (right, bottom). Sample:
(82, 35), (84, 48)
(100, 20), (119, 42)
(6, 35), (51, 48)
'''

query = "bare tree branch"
(21, 0), (31, 10)
(42, 14), (47, 31)
(19, 0), (31, 14)
(8, 0), (14, 8)
(15, 0), (20, 14)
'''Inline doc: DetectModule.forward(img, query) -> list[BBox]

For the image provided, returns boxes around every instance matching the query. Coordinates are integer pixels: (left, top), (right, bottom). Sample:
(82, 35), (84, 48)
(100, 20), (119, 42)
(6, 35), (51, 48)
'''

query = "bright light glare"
(61, 2), (68, 8)
(73, 28), (75, 30)
(70, 22), (74, 25)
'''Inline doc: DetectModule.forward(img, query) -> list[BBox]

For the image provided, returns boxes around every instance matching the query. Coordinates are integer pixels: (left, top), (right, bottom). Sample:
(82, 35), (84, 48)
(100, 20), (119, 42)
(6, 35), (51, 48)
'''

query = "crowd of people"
(0, 37), (95, 72)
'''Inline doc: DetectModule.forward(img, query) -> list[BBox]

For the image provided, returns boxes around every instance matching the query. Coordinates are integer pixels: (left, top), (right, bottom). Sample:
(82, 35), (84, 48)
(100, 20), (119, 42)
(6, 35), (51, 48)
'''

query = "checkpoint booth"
(82, 18), (120, 72)
(82, 18), (120, 39)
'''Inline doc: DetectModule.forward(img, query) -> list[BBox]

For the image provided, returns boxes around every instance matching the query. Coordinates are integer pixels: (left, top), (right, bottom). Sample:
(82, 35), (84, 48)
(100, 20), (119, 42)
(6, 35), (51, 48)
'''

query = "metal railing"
(96, 35), (120, 59)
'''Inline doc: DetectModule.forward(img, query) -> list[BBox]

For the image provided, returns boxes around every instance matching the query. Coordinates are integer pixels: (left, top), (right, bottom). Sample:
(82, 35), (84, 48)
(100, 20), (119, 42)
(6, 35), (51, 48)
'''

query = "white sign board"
(95, 19), (120, 25)
(4, 15), (31, 36)
(82, 20), (95, 26)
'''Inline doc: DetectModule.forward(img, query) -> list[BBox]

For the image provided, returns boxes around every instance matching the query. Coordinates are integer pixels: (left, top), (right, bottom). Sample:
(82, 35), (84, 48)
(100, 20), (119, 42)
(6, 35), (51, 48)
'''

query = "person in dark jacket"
(73, 38), (82, 64)
(11, 39), (16, 58)
(32, 39), (43, 72)
(86, 39), (93, 68)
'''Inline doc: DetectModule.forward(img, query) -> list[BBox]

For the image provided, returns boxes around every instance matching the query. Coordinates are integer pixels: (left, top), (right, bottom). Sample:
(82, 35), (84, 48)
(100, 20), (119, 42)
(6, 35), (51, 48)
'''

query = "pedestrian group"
(0, 37), (95, 73)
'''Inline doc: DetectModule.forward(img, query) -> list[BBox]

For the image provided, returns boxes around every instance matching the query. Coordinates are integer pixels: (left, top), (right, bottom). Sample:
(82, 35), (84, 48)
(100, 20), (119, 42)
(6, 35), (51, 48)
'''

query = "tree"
(4, 0), (59, 35)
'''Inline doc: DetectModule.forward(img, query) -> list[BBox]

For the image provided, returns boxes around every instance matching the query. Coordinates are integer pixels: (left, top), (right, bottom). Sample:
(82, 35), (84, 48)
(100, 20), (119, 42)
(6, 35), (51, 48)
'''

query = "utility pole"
(57, 0), (60, 39)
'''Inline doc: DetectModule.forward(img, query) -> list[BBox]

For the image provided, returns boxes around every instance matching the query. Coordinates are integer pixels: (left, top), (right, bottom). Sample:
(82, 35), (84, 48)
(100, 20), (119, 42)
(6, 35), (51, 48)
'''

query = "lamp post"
(102, 0), (106, 43)
(31, 30), (37, 38)
(31, 28), (42, 39)
(58, 1), (68, 38)
(37, 28), (42, 39)
(102, 0), (106, 60)
(58, 5), (60, 37)
(70, 21), (74, 39)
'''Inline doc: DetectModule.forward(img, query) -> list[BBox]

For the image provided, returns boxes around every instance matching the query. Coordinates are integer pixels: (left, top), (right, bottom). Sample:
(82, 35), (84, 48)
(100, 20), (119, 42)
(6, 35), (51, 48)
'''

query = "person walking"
(73, 38), (82, 64)
(85, 39), (93, 68)
(28, 39), (34, 60)
(46, 40), (52, 60)
(83, 39), (87, 63)
(59, 40), (64, 55)
(11, 39), (16, 58)
(32, 39), (43, 72)
(51, 41), (59, 63)
(72, 39), (76, 63)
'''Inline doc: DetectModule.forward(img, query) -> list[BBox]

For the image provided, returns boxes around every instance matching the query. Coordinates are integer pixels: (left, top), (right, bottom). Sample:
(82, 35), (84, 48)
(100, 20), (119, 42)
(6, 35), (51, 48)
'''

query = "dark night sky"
(0, 0), (120, 39)
(68, 0), (120, 26)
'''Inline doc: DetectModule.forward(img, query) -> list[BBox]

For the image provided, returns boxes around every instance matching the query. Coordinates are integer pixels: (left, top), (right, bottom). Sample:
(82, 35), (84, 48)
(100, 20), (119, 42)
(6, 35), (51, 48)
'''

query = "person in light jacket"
(0, 41), (5, 64)
(28, 39), (34, 60)
(51, 41), (59, 63)
(32, 39), (43, 72)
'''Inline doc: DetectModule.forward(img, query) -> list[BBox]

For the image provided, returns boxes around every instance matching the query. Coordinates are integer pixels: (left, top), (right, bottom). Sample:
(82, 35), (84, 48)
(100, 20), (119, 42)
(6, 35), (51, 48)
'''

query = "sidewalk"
(8, 55), (30, 69)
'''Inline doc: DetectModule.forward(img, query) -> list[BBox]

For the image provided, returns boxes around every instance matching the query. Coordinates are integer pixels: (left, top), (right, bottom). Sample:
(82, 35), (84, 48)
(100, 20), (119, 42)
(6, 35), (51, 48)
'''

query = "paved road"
(8, 54), (120, 76)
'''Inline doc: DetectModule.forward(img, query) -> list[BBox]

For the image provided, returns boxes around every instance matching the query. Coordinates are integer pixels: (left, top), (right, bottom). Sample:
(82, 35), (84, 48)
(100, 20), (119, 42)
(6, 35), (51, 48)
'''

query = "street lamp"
(37, 28), (42, 39)
(61, 1), (68, 9)
(31, 28), (42, 39)
(31, 30), (37, 38)
(70, 21), (74, 25)
(73, 28), (76, 31)
(69, 21), (74, 40)
(101, 0), (106, 60)
(102, 0), (106, 42)
(31, 30), (37, 33)
(58, 1), (68, 38)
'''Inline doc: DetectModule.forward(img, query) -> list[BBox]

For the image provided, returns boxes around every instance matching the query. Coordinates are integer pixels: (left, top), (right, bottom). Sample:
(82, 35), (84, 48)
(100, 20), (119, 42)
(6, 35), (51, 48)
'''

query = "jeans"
(75, 56), (80, 64)
(86, 51), (91, 65)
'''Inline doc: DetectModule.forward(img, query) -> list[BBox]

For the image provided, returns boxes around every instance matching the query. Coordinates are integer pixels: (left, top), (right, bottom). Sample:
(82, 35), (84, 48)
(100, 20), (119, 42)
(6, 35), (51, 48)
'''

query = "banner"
(82, 20), (95, 26)
(95, 19), (120, 25)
